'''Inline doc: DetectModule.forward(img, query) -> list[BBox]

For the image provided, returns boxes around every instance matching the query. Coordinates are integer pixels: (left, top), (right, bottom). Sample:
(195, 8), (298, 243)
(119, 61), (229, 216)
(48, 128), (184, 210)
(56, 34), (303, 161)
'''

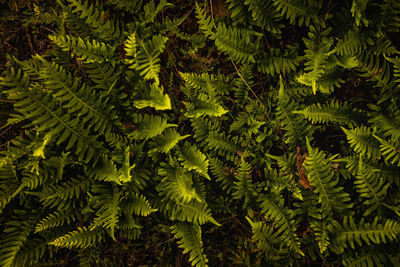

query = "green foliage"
(171, 222), (208, 267)
(1, 0), (400, 266)
(304, 138), (353, 218)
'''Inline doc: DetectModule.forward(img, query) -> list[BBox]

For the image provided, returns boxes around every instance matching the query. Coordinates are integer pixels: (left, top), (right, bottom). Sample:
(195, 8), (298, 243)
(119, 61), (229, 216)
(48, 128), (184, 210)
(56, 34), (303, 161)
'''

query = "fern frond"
(369, 112), (400, 140)
(329, 216), (400, 253)
(121, 194), (157, 217)
(214, 22), (260, 64)
(333, 30), (373, 56)
(246, 216), (282, 252)
(90, 184), (120, 239)
(304, 138), (353, 218)
(257, 46), (299, 75)
(37, 56), (119, 136)
(310, 221), (330, 254)
(48, 226), (104, 249)
(351, 0), (370, 27)
(49, 34), (117, 63)
(233, 158), (255, 207)
(143, 0), (172, 23)
(205, 131), (240, 161)
(127, 34), (168, 85)
(161, 199), (220, 226)
(35, 209), (76, 233)
(84, 62), (121, 91)
(374, 135), (400, 167)
(67, 0), (122, 41)
(180, 72), (231, 97)
(0, 216), (33, 267)
(150, 128), (190, 154)
(296, 26), (333, 94)
(341, 126), (381, 160)
(178, 142), (210, 180)
(233, 64), (253, 102)
(134, 83), (172, 110)
(293, 101), (364, 127)
(4, 82), (104, 165)
(39, 175), (91, 208)
(259, 195), (303, 255)
(209, 156), (234, 193)
(129, 114), (177, 140)
(354, 156), (389, 216)
(195, 2), (216, 39)
(157, 163), (202, 203)
(276, 78), (309, 145)
(171, 222), (208, 267)
(184, 94), (228, 118)
(273, 0), (321, 26)
(245, 0), (282, 33)
(357, 52), (394, 104)
(342, 248), (387, 267)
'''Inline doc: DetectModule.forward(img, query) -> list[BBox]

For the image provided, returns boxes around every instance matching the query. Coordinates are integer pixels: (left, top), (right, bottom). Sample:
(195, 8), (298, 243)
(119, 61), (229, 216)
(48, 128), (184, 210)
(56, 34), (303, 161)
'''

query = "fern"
(257, 46), (300, 75)
(49, 34), (117, 63)
(126, 34), (168, 85)
(304, 138), (353, 218)
(214, 22), (260, 64)
(178, 142), (210, 180)
(273, 0), (322, 26)
(35, 209), (76, 233)
(129, 114), (177, 140)
(374, 135), (400, 167)
(258, 195), (304, 256)
(276, 77), (310, 145)
(329, 216), (400, 253)
(233, 157), (255, 207)
(0, 214), (34, 267)
(171, 222), (208, 267)
(294, 101), (364, 127)
(354, 156), (389, 216)
(120, 193), (157, 217)
(89, 184), (121, 240)
(150, 128), (190, 154)
(157, 162), (202, 203)
(49, 227), (104, 249)
(134, 83), (172, 110)
(67, 0), (122, 41)
(342, 126), (382, 160)
(297, 26), (334, 94)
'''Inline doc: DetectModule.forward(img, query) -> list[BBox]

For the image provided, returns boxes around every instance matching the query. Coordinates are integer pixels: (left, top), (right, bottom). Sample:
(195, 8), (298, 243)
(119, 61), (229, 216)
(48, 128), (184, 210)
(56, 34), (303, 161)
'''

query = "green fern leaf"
(130, 114), (177, 140)
(304, 138), (353, 218)
(121, 194), (157, 217)
(233, 158), (255, 207)
(157, 163), (202, 203)
(35, 209), (76, 233)
(150, 128), (190, 154)
(90, 184), (120, 240)
(49, 227), (104, 249)
(342, 126), (382, 160)
(259, 195), (304, 256)
(134, 83), (172, 110)
(178, 142), (210, 180)
(354, 156), (389, 216)
(128, 34), (168, 85)
(171, 222), (208, 267)
(329, 216), (400, 253)
(374, 135), (400, 167)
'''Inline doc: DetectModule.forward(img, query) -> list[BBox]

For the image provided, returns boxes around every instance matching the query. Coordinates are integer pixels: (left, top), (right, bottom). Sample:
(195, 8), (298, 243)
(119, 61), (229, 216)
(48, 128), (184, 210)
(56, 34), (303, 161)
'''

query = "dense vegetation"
(1, 0), (400, 266)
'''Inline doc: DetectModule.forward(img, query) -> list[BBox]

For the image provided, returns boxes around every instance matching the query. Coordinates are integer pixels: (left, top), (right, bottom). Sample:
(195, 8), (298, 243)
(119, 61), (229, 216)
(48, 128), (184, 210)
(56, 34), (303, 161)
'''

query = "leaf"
(150, 128), (190, 154)
(171, 222), (208, 267)
(134, 84), (172, 110)
(178, 142), (210, 180)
